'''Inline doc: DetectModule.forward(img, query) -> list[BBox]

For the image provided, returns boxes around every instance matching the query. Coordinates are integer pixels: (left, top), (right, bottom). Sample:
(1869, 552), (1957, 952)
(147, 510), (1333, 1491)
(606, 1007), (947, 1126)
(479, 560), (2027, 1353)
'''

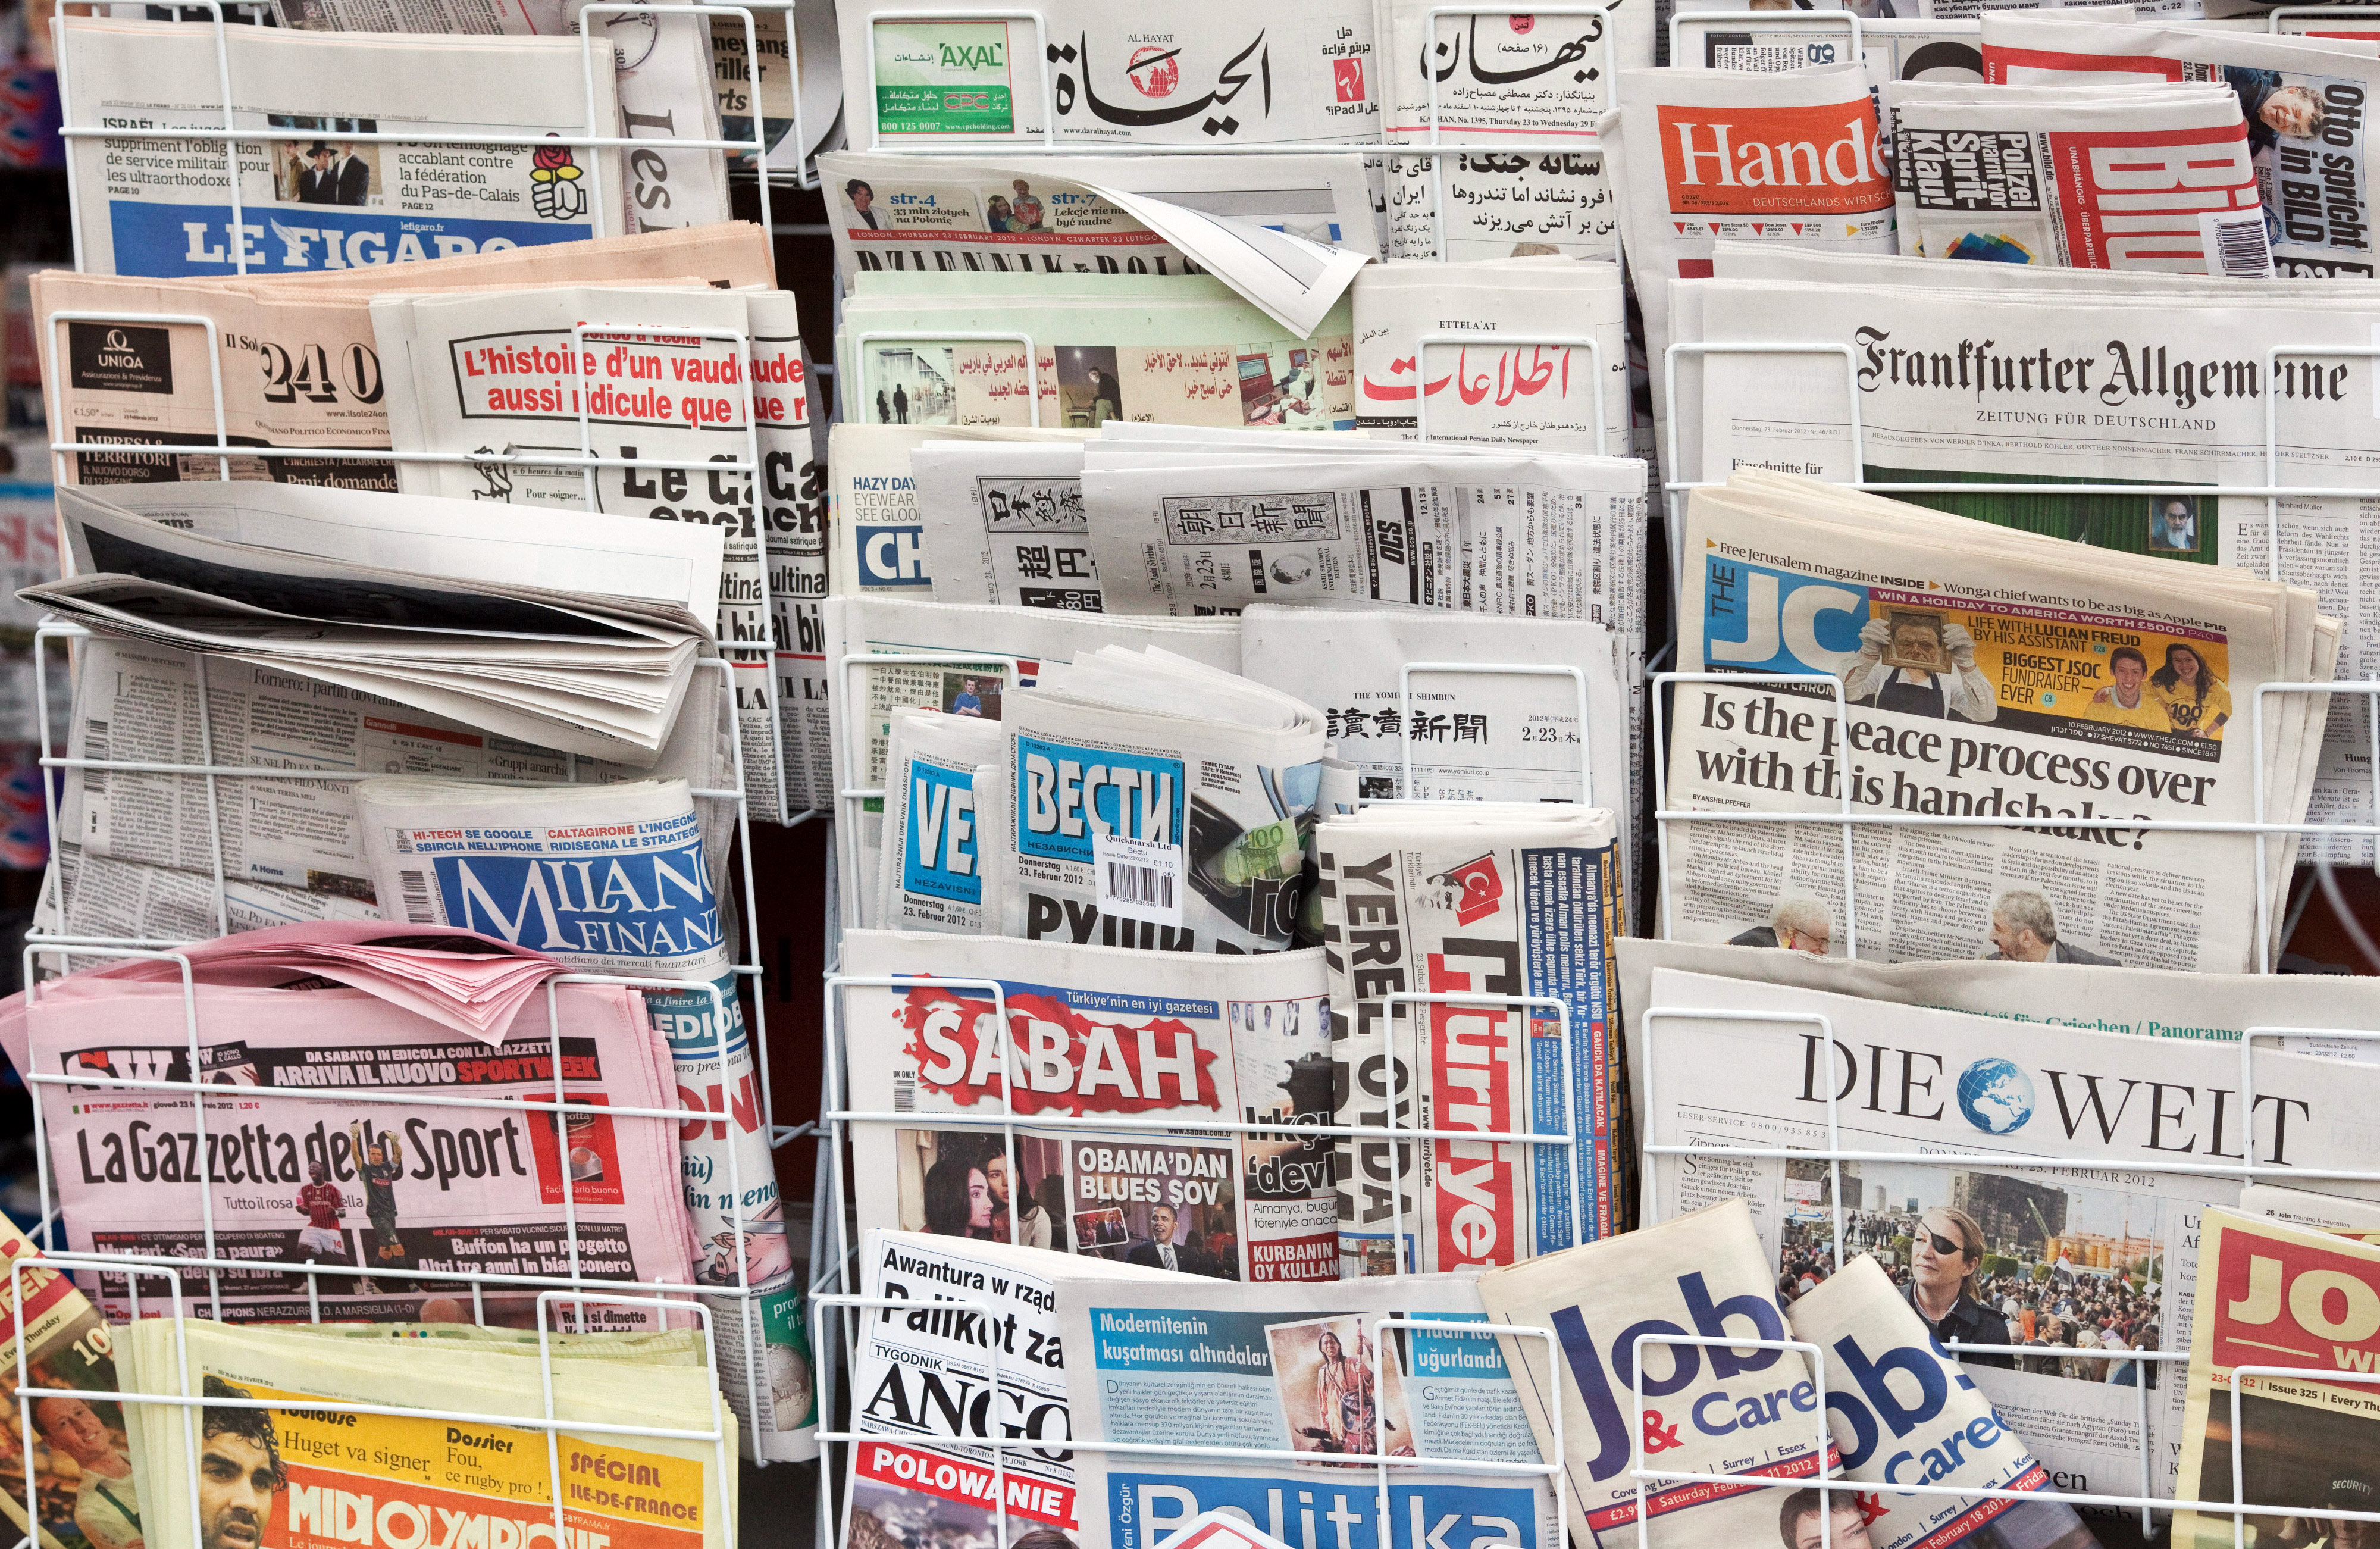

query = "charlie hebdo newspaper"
(1316, 806), (1626, 1275)
(23, 970), (699, 1325)
(842, 1230), (1183, 1549)
(2172, 1210), (2380, 1549)
(0, 1213), (139, 1549)
(115, 1316), (735, 1549)
(1980, 15), (2380, 278)
(1374, 0), (1655, 259)
(57, 17), (625, 277)
(1637, 965), (2380, 1507)
(1670, 475), (2324, 972)
(835, 0), (1378, 152)
(1056, 1270), (1559, 1549)
(1475, 1198), (1836, 1549)
(839, 929), (1342, 1285)
(32, 223), (776, 495)
(822, 596), (1240, 934)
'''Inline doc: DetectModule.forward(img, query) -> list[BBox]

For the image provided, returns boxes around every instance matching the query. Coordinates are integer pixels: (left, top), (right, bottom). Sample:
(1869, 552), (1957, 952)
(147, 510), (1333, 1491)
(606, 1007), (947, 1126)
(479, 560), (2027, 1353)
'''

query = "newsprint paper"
(1056, 1269), (1559, 1549)
(1639, 966), (2380, 1508)
(838, 930), (1342, 1285)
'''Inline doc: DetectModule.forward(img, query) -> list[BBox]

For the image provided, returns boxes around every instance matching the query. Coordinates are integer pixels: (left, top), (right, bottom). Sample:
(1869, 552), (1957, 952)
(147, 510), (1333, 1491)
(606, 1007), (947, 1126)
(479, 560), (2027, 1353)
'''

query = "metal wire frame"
(54, 0), (813, 280)
(14, 947), (779, 1466)
(39, 305), (812, 827)
(10, 1258), (741, 1549)
(810, 1284), (1573, 1549)
(1635, 1002), (2380, 1534)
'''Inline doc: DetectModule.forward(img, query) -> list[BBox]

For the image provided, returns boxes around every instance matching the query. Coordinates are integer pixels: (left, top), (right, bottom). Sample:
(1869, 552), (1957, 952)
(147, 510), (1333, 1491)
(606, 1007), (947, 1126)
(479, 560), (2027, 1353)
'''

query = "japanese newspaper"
(839, 929), (1341, 1284)
(828, 423), (1091, 598)
(909, 439), (1102, 609)
(1056, 1270), (1559, 1549)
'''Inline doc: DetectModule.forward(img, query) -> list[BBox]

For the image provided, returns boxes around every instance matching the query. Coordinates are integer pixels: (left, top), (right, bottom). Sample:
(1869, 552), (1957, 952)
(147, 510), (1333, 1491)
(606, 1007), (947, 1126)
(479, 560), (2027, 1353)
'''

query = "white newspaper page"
(828, 423), (1092, 598)
(910, 440), (1101, 609)
(1670, 5), (1987, 87)
(871, 707), (1011, 934)
(840, 929), (1344, 1284)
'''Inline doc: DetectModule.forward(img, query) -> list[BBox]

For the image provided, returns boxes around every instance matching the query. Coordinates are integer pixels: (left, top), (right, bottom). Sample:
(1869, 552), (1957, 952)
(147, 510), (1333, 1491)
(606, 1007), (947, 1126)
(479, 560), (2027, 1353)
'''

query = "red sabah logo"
(1129, 46), (1180, 97)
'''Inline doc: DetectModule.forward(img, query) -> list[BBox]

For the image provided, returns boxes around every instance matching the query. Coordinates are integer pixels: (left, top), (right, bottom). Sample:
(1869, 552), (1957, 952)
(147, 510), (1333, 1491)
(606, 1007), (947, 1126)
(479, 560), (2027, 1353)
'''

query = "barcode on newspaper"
(894, 1074), (916, 1113)
(398, 869), (438, 925)
(83, 721), (108, 797)
(2200, 210), (2275, 279)
(1105, 860), (1174, 910)
(1094, 830), (1183, 926)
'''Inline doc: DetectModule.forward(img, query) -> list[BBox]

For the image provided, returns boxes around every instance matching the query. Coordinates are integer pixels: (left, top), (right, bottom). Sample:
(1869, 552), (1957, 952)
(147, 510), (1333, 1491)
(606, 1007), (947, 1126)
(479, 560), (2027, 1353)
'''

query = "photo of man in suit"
(333, 145), (369, 205)
(296, 143), (340, 204)
(1125, 1203), (1235, 1277)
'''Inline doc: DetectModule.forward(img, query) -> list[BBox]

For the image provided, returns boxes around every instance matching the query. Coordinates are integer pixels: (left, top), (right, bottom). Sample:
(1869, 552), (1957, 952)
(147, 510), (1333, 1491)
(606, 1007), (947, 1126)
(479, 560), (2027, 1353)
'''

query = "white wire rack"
(1655, 337), (2380, 970)
(806, 967), (1602, 1549)
(1631, 1003), (2380, 1542)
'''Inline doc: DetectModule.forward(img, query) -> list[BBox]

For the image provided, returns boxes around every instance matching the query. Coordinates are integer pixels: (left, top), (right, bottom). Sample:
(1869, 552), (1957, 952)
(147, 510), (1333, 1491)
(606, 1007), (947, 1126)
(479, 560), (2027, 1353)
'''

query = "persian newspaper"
(58, 17), (625, 277)
(1056, 1270), (1559, 1549)
(1638, 965), (2380, 1506)
(1314, 806), (1626, 1274)
(839, 929), (1342, 1285)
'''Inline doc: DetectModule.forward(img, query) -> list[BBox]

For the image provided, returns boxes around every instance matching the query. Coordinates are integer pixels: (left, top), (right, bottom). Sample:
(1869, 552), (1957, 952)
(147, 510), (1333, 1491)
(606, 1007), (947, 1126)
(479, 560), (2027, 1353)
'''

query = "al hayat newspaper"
(1056, 1269), (1558, 1549)
(1637, 966), (2380, 1505)
(58, 17), (625, 277)
(840, 1230), (1184, 1549)
(838, 929), (1342, 1285)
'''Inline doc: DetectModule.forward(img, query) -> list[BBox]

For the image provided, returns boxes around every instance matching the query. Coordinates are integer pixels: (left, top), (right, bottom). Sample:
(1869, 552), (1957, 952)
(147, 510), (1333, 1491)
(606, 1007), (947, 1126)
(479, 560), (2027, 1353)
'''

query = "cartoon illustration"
(529, 140), (586, 221)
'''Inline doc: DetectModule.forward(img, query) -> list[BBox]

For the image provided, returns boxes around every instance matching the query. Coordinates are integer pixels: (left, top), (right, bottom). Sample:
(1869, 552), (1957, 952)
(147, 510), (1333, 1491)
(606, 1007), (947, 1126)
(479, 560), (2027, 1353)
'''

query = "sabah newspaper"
(838, 929), (1342, 1285)
(1637, 965), (2380, 1507)
(58, 17), (625, 277)
(1056, 1269), (1558, 1549)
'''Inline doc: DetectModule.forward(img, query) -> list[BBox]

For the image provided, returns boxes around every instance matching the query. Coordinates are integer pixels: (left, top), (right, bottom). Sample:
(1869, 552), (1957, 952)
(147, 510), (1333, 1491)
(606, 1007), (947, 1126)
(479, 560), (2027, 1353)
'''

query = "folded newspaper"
(58, 15), (627, 277)
(872, 707), (1010, 935)
(838, 929), (1340, 1284)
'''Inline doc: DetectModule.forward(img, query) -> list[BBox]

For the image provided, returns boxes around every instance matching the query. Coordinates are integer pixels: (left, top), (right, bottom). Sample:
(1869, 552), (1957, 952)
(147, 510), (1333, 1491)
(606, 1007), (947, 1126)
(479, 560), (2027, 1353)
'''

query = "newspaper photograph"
(1316, 806), (1625, 1275)
(840, 1231), (1183, 1549)
(839, 929), (1342, 1285)
(1639, 965), (2380, 1505)
(1980, 14), (2380, 277)
(1475, 1197), (1833, 1548)
(25, 972), (698, 1324)
(1056, 1269), (1559, 1549)
(58, 16), (625, 276)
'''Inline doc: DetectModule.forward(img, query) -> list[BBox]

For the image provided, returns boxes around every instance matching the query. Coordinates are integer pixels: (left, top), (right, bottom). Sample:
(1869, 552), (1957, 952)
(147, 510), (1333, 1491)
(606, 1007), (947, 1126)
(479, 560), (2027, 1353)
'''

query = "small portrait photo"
(1268, 1313), (1417, 1461)
(1073, 1206), (1128, 1250)
(1057, 345), (1125, 429)
(273, 139), (379, 207)
(1880, 608), (1947, 672)
(941, 671), (1000, 721)
(2149, 495), (2200, 554)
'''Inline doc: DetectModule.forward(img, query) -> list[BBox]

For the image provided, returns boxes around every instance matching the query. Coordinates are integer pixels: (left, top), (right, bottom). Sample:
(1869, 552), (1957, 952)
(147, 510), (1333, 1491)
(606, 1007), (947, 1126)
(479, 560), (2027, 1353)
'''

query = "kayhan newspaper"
(1056, 1270), (1558, 1549)
(839, 930), (1343, 1285)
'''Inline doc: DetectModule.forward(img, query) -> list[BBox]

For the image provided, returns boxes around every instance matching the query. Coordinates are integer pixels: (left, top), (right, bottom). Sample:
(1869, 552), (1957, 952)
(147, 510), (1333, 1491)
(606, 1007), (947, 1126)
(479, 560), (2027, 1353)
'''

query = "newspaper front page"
(1670, 5), (1986, 86)
(1057, 1269), (1557, 1549)
(750, 287), (829, 815)
(910, 440), (1103, 609)
(1475, 1198), (1834, 1548)
(871, 708), (1010, 934)
(1374, 0), (1656, 259)
(1640, 965), (2380, 1507)
(58, 17), (626, 277)
(1980, 15), (2380, 277)
(828, 424), (1092, 598)
(840, 930), (1342, 1285)
(0, 1215), (137, 1549)
(1315, 807), (1625, 1275)
(27, 974), (697, 1324)
(842, 1231), (1185, 1549)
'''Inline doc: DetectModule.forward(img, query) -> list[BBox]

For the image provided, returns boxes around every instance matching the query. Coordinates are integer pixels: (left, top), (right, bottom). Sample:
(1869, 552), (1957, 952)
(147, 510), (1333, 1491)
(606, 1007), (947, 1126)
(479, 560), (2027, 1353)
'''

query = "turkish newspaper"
(2172, 1210), (2380, 1549)
(840, 1231), (1184, 1549)
(1789, 1254), (2102, 1549)
(817, 151), (1376, 339)
(835, 0), (1379, 152)
(57, 17), (625, 277)
(1476, 1198), (1837, 1548)
(1677, 268), (2373, 864)
(1882, 80), (2272, 272)
(115, 1316), (735, 1549)
(32, 223), (775, 494)
(1056, 1270), (1560, 1549)
(1373, 0), (1656, 259)
(999, 650), (1326, 955)
(1352, 257), (1629, 456)
(838, 929), (1343, 1285)
(1316, 806), (1625, 1275)
(873, 708), (1011, 935)
(1669, 475), (2327, 977)
(0, 1214), (138, 1549)
(23, 971), (699, 1325)
(1979, 15), (2380, 279)
(837, 272), (1358, 434)
(1637, 965), (2380, 1507)
(821, 595), (1240, 932)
